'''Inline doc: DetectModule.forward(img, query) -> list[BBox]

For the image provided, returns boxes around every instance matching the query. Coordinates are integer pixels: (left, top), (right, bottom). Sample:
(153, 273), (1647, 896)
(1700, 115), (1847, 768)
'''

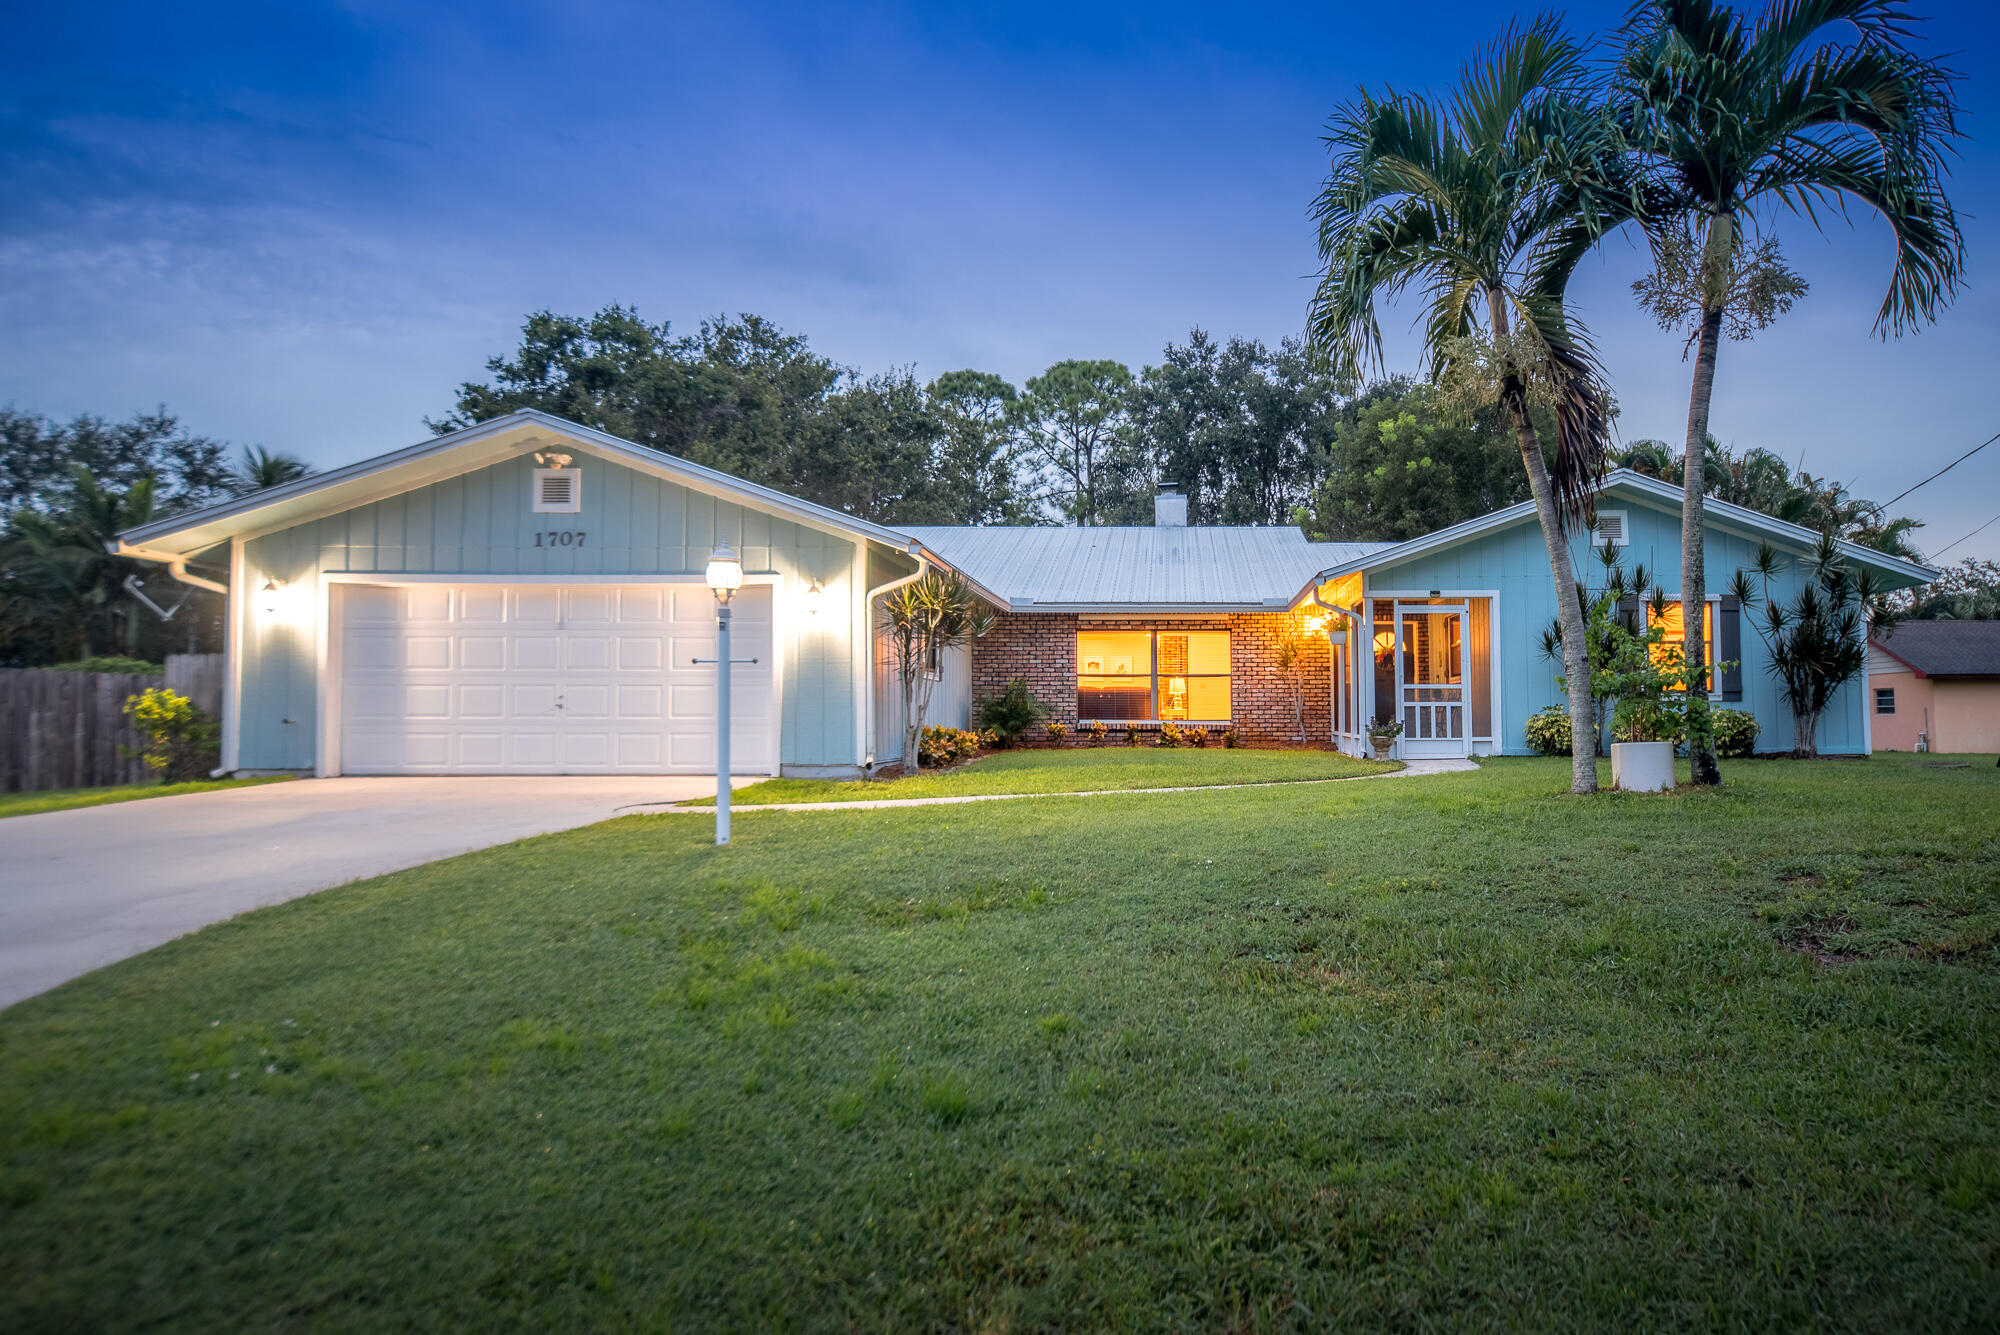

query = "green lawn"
(690, 744), (1395, 804)
(0, 775), (291, 819)
(3, 753), (1997, 1329)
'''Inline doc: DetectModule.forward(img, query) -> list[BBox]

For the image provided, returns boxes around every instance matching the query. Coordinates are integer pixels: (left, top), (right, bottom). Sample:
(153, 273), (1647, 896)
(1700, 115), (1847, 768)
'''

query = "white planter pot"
(1611, 740), (1675, 793)
(1370, 739), (1396, 761)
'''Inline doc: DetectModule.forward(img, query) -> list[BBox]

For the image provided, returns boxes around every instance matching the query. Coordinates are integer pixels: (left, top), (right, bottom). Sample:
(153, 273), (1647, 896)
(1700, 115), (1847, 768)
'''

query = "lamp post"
(701, 542), (746, 845)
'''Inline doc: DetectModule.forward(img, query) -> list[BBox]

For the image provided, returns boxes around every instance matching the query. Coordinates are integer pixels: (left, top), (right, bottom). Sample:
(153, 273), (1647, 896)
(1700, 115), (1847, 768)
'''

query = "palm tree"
(1310, 21), (1634, 794)
(231, 445), (312, 495)
(878, 572), (992, 773)
(1621, 0), (1965, 784)
(0, 466), (161, 656)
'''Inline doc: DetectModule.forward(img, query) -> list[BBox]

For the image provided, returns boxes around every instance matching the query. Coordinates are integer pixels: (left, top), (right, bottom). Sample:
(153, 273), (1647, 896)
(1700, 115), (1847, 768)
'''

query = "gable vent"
(532, 467), (581, 514)
(1596, 509), (1629, 547)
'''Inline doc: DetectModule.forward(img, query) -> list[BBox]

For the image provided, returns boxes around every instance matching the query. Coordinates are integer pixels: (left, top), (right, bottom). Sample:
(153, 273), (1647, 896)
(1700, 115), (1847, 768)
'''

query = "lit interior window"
(1077, 629), (1230, 721)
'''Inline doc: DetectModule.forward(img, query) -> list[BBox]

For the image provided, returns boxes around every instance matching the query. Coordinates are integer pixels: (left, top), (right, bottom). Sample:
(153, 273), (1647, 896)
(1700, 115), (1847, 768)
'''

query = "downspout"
(111, 540), (236, 776)
(862, 545), (928, 771)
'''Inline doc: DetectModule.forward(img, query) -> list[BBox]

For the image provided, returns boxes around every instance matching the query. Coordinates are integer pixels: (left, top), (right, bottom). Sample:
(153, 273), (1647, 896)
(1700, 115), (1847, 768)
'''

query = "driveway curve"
(0, 776), (717, 1009)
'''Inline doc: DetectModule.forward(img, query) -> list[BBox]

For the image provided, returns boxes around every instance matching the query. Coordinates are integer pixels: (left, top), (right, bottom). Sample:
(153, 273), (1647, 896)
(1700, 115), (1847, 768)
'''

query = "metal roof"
(1871, 621), (2000, 678)
(903, 525), (1388, 610)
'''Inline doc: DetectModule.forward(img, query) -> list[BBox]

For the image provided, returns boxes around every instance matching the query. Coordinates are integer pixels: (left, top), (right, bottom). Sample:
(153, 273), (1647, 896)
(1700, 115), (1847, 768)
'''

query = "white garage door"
(338, 583), (775, 775)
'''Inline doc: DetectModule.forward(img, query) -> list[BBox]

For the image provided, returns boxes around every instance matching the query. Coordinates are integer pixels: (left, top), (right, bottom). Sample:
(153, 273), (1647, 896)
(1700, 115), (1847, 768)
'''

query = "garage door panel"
(340, 583), (776, 776)
(460, 636), (505, 669)
(406, 637), (452, 670)
(457, 684), (505, 718)
(564, 635), (612, 670)
(513, 589), (562, 623)
(408, 585), (452, 620)
(459, 586), (506, 622)
(619, 589), (667, 621)
(513, 636), (560, 670)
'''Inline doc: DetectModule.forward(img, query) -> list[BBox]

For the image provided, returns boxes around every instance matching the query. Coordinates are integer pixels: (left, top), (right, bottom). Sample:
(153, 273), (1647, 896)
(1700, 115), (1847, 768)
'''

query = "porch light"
(802, 577), (823, 615)
(260, 579), (284, 616)
(704, 543), (743, 605)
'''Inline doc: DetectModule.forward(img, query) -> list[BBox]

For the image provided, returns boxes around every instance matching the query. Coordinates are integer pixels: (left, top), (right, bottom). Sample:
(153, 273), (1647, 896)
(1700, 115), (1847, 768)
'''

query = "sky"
(3, 0), (1997, 560)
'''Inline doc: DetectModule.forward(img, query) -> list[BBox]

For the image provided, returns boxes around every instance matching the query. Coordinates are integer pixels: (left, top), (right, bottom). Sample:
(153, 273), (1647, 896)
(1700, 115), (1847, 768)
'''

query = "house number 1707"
(535, 530), (587, 548)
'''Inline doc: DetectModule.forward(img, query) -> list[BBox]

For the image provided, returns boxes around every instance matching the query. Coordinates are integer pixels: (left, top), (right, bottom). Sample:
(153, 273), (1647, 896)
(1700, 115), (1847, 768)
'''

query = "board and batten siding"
(237, 451), (862, 771)
(1365, 483), (1869, 755)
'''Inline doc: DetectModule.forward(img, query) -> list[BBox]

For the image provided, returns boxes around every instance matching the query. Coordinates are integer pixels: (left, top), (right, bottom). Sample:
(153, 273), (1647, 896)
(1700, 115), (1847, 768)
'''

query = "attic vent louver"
(532, 467), (582, 514)
(1596, 509), (1629, 547)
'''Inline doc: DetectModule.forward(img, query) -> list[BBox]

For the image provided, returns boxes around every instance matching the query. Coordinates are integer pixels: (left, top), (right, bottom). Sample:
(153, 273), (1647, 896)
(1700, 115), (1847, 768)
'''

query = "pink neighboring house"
(1867, 621), (2000, 754)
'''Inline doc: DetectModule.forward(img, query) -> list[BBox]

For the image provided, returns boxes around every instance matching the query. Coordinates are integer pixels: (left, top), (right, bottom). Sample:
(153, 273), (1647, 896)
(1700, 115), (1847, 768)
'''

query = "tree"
(923, 371), (1038, 524)
(1, 406), (232, 516)
(1299, 379), (1533, 542)
(1730, 531), (1894, 757)
(1012, 360), (1136, 526)
(437, 306), (1034, 525)
(231, 445), (313, 496)
(1900, 558), (2000, 620)
(1621, 0), (1965, 784)
(1120, 332), (1335, 527)
(1310, 21), (1634, 794)
(1, 467), (167, 658)
(878, 572), (992, 773)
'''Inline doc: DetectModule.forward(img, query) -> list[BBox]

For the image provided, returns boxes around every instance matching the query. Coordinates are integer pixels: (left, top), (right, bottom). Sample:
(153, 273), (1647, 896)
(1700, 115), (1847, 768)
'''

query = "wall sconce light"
(260, 579), (284, 616)
(803, 577), (823, 615)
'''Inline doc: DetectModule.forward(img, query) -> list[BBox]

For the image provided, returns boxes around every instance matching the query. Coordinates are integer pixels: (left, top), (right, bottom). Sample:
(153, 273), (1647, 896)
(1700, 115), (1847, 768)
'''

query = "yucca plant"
(1310, 19), (1639, 794)
(1621, 0), (1964, 783)
(878, 572), (991, 773)
(1730, 533), (1895, 758)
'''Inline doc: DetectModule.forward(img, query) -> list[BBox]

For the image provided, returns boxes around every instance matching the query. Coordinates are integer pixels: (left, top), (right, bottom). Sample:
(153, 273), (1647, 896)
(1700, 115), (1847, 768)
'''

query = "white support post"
(715, 603), (732, 846)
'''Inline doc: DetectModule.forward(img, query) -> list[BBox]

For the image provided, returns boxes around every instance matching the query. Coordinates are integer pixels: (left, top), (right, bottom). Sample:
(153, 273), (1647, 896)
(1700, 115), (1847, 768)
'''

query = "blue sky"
(4, 1), (1996, 559)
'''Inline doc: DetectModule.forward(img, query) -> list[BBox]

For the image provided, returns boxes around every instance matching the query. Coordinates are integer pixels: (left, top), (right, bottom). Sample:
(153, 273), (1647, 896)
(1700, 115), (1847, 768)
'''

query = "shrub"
(1085, 720), (1108, 746)
(1044, 721), (1069, 745)
(1219, 728), (1240, 749)
(1122, 723), (1143, 746)
(1157, 721), (1185, 748)
(917, 726), (984, 768)
(51, 657), (164, 675)
(1524, 705), (1571, 757)
(121, 687), (219, 782)
(976, 678), (1047, 748)
(1712, 707), (1760, 758)
(1183, 725), (1208, 748)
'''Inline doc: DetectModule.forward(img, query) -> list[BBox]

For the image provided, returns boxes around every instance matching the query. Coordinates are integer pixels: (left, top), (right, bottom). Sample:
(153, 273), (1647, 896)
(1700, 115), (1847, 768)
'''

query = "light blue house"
(115, 411), (1933, 776)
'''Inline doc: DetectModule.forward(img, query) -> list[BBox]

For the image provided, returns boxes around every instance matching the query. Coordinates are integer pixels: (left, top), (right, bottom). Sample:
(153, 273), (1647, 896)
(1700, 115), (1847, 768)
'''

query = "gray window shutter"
(1616, 596), (1641, 633)
(1719, 596), (1742, 701)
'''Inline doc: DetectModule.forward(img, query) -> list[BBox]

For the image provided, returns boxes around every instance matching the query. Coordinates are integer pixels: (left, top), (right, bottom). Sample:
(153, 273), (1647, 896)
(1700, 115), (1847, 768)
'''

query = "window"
(532, 468), (581, 514)
(1647, 600), (1716, 693)
(1875, 687), (1896, 715)
(1076, 628), (1230, 721)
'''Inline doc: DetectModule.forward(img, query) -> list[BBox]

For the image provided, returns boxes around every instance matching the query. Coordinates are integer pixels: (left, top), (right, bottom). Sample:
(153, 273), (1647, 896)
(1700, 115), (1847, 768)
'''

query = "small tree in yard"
(880, 573), (991, 774)
(1274, 633), (1310, 741)
(1730, 533), (1893, 758)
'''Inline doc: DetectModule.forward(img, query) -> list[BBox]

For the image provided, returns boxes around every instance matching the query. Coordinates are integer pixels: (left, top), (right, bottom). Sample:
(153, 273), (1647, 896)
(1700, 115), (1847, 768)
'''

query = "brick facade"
(970, 610), (1333, 745)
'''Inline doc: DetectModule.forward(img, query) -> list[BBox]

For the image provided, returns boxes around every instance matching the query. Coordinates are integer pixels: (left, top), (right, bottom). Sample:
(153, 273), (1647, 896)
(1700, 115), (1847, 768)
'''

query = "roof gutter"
(862, 545), (930, 771)
(110, 541), (230, 596)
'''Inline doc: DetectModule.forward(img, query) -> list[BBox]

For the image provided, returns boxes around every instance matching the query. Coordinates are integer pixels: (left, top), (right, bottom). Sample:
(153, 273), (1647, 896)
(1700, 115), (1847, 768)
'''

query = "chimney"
(1155, 483), (1188, 527)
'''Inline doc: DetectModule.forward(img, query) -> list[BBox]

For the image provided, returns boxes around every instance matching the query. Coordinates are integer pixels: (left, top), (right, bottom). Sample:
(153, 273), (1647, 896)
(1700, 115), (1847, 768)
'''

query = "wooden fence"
(0, 654), (227, 793)
(165, 653), (225, 718)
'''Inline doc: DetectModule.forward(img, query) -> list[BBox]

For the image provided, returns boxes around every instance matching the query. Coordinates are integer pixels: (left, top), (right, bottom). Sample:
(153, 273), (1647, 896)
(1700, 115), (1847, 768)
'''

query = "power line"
(1882, 429), (2000, 510)
(1930, 511), (2000, 561)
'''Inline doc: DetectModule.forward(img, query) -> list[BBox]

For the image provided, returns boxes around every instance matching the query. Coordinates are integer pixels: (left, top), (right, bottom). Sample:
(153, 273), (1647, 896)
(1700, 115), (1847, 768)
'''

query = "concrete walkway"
(639, 757), (1480, 814)
(0, 775), (735, 1009)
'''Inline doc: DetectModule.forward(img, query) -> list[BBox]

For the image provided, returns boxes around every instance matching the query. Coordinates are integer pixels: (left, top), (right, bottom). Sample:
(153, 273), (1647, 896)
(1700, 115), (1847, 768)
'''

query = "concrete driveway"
(0, 775), (723, 1009)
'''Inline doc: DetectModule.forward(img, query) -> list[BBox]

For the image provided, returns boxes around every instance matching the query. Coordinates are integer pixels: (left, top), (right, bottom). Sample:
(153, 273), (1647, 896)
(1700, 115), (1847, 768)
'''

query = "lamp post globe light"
(703, 543), (745, 845)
